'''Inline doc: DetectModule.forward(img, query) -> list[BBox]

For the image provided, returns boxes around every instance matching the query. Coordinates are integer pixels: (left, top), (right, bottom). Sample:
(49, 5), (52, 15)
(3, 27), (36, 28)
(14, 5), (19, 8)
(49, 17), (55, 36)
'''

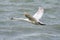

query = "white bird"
(11, 7), (45, 25)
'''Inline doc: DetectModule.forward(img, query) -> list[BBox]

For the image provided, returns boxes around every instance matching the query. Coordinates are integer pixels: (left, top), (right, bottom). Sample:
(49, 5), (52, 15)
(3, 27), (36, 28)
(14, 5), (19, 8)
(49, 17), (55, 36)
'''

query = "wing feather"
(33, 7), (44, 20)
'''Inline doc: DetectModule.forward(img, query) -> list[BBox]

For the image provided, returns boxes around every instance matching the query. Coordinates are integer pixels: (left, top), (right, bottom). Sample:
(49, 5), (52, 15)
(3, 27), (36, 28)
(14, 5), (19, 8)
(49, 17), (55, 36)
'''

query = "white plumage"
(11, 7), (45, 25)
(33, 7), (44, 21)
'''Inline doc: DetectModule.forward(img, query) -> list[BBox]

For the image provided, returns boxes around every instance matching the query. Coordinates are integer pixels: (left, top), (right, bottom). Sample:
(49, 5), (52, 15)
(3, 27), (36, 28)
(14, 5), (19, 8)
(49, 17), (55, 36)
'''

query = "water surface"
(0, 0), (60, 40)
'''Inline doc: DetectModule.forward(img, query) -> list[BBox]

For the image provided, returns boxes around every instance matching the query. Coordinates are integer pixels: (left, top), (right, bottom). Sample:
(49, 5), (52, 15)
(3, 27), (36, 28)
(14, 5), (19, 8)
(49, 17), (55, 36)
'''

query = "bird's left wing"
(33, 7), (44, 21)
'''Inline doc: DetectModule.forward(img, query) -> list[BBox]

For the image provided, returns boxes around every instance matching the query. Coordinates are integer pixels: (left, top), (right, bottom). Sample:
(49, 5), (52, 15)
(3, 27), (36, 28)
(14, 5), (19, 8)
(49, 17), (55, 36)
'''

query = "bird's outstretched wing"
(33, 7), (44, 21)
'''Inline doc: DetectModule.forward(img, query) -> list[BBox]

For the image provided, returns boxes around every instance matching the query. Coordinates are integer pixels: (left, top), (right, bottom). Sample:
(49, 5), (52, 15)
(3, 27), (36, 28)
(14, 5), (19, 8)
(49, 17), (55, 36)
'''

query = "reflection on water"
(0, 0), (60, 40)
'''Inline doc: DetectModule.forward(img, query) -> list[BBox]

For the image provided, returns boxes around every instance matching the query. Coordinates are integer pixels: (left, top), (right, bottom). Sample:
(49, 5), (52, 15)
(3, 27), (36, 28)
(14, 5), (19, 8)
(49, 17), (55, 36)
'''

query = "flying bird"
(11, 7), (45, 25)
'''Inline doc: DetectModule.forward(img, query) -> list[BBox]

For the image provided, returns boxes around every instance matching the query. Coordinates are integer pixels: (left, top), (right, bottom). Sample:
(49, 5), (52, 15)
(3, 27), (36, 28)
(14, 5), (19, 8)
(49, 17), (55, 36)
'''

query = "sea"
(0, 0), (60, 40)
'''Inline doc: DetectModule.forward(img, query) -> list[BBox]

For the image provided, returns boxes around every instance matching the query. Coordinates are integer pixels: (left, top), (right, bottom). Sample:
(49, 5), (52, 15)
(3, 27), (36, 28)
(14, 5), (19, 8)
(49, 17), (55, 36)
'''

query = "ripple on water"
(0, 0), (60, 40)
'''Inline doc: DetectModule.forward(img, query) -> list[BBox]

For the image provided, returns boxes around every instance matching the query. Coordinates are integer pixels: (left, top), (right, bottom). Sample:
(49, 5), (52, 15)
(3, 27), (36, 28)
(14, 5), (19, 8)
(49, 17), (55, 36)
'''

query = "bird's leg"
(38, 22), (46, 25)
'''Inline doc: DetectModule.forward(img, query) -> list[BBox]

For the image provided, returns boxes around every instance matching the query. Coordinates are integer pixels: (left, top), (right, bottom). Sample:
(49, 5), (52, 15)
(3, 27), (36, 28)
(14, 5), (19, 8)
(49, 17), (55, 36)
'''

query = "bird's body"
(11, 7), (45, 25)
